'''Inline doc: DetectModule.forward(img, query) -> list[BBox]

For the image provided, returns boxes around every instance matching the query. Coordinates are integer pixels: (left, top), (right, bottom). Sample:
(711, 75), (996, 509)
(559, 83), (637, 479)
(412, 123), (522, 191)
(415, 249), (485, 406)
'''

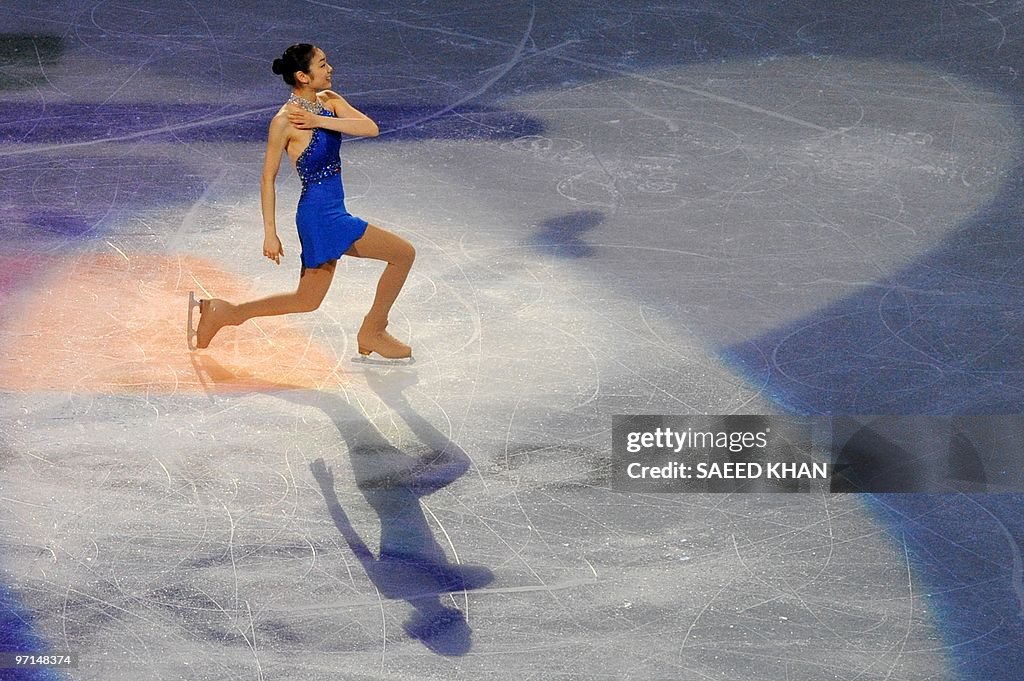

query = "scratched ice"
(1, 2), (1023, 680)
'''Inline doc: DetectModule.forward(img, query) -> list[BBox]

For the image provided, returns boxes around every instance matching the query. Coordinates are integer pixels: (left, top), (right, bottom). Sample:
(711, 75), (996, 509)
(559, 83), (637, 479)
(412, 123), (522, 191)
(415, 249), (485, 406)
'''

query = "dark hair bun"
(272, 44), (316, 86)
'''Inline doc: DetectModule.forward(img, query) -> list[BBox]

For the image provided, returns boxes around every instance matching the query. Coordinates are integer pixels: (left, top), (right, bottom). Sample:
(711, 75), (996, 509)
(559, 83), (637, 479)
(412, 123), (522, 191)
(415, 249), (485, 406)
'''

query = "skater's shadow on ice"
(191, 356), (493, 656)
(530, 210), (603, 259)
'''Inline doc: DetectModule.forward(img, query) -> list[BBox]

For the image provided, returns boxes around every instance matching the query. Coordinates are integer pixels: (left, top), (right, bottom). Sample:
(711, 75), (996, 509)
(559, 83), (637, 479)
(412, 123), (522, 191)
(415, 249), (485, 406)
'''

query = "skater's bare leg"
(346, 224), (415, 358)
(233, 261), (336, 321)
(346, 225), (415, 320)
(195, 262), (336, 349)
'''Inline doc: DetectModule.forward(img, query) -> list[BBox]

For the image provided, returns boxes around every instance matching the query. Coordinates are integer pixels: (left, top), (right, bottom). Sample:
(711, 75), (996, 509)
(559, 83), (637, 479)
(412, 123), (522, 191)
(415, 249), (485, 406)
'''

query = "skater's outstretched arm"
(260, 115), (290, 265)
(310, 458), (375, 567)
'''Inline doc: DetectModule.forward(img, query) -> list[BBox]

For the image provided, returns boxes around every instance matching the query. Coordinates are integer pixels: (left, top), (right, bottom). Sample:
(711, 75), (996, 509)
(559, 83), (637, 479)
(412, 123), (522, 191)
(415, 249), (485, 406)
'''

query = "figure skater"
(189, 43), (415, 359)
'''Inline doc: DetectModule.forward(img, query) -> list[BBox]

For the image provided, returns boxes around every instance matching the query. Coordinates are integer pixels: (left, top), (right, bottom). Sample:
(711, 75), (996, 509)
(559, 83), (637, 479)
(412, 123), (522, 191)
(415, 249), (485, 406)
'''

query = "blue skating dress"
(293, 98), (368, 269)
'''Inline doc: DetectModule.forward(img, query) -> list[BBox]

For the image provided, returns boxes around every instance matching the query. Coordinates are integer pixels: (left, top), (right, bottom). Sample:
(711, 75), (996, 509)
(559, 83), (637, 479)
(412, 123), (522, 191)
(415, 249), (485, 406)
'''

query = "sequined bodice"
(287, 95), (367, 268)
(293, 98), (342, 191)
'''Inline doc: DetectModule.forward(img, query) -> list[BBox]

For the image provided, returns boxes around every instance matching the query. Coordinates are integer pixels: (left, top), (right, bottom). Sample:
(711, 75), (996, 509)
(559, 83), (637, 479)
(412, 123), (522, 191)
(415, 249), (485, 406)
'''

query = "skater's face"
(299, 48), (333, 90)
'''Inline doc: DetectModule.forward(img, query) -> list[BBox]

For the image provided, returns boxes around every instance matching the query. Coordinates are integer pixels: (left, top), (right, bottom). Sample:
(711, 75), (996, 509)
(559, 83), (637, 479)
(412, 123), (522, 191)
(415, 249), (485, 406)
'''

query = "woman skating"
(190, 43), (414, 359)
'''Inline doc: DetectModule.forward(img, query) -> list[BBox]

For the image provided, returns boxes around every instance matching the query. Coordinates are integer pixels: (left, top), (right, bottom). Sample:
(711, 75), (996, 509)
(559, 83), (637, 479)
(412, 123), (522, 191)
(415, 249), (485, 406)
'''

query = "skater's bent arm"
(326, 92), (379, 137)
(286, 93), (379, 137)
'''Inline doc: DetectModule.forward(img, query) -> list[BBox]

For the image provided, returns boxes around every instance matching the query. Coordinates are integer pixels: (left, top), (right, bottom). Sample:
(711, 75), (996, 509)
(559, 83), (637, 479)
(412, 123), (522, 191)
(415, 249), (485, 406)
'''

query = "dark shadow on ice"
(191, 356), (492, 656)
(827, 416), (990, 493)
(721, 132), (1024, 680)
(0, 34), (63, 91)
(530, 210), (604, 259)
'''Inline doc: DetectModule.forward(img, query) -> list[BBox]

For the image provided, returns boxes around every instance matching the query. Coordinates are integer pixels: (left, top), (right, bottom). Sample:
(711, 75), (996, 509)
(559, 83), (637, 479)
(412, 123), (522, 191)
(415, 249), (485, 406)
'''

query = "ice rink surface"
(1, 1), (1023, 679)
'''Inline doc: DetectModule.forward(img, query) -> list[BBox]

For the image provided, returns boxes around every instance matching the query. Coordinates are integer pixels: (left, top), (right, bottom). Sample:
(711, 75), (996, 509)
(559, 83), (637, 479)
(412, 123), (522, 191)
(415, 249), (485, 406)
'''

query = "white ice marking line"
(222, 502), (241, 609)
(970, 497), (1024, 617)
(301, 537), (318, 579)
(302, 1), (833, 134)
(556, 54), (833, 134)
(32, 38), (68, 97)
(613, 92), (679, 132)
(379, 6), (537, 136)
(61, 585), (70, 650)
(880, 539), (916, 681)
(678, 578), (734, 657)
(403, 225), (488, 484)
(100, 55), (153, 106)
(300, 0), (514, 49)
(265, 576), (601, 614)
(371, 582), (386, 672)
(502, 394), (560, 589)
(194, 584), (266, 679)
(172, 167), (229, 255)
(245, 599), (265, 681)
(153, 456), (173, 486)
(106, 240), (130, 262)
(421, 501), (470, 615)
(189, 274), (214, 300)
(0, 106), (280, 157)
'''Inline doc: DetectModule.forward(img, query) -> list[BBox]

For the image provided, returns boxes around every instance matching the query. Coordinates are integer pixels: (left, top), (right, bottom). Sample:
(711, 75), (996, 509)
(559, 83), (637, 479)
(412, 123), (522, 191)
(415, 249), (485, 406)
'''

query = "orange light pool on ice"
(0, 253), (348, 393)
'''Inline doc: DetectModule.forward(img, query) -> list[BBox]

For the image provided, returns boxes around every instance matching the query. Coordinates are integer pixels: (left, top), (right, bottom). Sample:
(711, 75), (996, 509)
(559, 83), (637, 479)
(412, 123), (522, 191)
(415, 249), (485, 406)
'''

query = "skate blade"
(187, 291), (201, 351)
(352, 354), (415, 366)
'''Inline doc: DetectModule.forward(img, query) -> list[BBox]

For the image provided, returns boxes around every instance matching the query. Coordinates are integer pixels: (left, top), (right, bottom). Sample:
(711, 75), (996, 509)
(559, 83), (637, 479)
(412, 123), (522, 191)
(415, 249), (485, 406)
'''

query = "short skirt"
(295, 179), (368, 269)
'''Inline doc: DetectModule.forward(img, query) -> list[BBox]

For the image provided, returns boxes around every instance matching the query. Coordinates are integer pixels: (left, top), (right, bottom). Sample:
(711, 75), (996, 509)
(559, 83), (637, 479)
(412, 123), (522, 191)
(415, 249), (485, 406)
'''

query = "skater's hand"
(310, 459), (335, 491)
(286, 104), (318, 130)
(263, 234), (284, 264)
